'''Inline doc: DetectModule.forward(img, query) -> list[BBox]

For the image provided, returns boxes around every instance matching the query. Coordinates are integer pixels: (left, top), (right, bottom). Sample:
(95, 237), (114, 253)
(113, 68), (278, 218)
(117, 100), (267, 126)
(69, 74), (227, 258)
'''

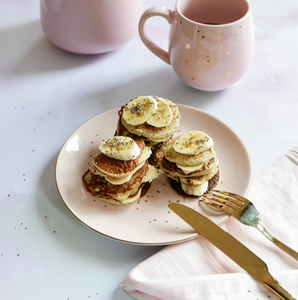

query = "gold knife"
(169, 203), (297, 300)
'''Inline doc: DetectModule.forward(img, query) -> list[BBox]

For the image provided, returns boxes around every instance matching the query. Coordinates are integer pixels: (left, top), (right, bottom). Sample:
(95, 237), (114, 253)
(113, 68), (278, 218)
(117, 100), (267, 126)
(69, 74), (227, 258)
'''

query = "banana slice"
(176, 162), (205, 174)
(99, 136), (140, 161)
(142, 164), (159, 183)
(146, 98), (173, 128)
(173, 131), (214, 155)
(122, 96), (158, 125)
(181, 181), (209, 196)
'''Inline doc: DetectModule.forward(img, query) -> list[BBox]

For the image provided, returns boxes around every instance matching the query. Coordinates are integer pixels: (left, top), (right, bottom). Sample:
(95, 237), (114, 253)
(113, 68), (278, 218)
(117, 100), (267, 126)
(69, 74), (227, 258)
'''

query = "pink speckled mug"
(40, 0), (143, 54)
(139, 0), (254, 91)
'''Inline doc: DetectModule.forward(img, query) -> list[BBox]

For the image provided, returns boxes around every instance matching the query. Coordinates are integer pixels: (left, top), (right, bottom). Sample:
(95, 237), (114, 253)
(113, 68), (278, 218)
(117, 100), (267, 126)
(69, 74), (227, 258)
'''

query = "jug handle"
(138, 6), (173, 65)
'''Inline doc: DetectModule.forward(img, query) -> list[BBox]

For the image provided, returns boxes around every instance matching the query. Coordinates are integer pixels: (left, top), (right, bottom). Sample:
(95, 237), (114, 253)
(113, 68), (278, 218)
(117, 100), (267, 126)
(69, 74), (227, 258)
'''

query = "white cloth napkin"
(121, 147), (298, 300)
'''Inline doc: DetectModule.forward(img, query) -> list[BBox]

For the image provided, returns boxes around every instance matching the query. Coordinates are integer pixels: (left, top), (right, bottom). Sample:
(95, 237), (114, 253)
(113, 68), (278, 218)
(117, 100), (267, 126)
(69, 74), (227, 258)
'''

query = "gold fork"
(201, 190), (298, 262)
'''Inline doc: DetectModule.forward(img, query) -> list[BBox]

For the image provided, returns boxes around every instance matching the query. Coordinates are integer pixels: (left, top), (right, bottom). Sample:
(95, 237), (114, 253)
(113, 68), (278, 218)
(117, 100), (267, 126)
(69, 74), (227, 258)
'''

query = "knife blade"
(169, 203), (297, 300)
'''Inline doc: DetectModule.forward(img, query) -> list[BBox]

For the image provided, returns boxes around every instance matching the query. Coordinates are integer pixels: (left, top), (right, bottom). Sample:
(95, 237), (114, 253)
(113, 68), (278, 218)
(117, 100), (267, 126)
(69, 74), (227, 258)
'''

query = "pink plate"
(55, 104), (252, 245)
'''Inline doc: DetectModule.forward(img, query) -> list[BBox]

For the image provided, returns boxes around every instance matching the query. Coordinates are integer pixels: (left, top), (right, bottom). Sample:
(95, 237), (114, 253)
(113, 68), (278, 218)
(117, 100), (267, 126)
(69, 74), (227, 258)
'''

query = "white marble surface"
(1, 0), (298, 299)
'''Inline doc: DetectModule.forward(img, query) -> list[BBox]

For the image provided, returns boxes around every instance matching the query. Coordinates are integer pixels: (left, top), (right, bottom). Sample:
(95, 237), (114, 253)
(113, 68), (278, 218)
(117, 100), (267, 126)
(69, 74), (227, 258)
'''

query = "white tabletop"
(1, 0), (298, 299)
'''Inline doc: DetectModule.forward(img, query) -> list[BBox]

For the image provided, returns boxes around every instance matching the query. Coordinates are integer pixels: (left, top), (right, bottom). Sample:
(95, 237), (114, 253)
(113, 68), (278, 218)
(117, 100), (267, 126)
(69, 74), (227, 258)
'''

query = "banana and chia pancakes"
(83, 96), (219, 204)
(83, 136), (158, 205)
(160, 131), (220, 197)
(116, 96), (181, 166)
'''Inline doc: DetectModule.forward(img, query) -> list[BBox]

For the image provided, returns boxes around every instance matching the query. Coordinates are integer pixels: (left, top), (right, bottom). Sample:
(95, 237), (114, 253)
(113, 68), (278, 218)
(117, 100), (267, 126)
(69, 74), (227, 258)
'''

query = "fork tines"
(201, 190), (247, 215)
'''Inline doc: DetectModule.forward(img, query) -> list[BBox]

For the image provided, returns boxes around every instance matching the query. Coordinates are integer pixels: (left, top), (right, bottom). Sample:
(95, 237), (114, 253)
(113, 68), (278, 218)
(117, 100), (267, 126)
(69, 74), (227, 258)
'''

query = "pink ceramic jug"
(40, 0), (143, 54)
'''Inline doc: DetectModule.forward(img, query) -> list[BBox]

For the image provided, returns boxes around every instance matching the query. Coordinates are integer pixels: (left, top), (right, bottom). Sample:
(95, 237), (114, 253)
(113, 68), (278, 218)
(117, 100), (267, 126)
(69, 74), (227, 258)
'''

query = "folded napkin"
(121, 147), (298, 300)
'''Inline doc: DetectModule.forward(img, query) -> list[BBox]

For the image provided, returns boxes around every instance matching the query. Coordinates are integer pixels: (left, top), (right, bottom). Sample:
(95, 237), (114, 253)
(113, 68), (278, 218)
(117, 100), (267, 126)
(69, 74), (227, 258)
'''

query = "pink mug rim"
(176, 0), (251, 27)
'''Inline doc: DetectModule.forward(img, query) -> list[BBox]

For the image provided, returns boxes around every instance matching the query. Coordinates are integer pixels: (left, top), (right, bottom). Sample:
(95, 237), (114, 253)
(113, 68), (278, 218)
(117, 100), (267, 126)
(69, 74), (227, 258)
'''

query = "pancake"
(166, 166), (218, 185)
(83, 161), (149, 196)
(93, 137), (145, 178)
(85, 181), (152, 205)
(82, 161), (157, 205)
(163, 138), (216, 166)
(160, 157), (218, 178)
(147, 139), (168, 166)
(115, 118), (136, 139)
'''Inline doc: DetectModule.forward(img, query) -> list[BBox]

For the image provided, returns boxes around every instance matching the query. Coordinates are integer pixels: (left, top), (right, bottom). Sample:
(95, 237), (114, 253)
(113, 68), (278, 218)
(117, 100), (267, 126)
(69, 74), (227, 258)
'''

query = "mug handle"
(138, 6), (173, 65)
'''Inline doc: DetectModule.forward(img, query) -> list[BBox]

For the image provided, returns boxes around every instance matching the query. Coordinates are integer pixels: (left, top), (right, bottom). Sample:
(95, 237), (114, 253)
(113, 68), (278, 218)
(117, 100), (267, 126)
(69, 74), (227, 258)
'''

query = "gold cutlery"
(201, 190), (298, 261)
(169, 203), (297, 300)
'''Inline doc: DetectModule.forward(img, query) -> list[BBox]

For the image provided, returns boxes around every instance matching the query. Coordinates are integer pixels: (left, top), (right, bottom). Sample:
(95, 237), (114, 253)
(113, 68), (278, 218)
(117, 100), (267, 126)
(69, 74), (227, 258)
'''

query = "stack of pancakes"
(160, 131), (220, 197)
(83, 136), (158, 205)
(115, 96), (181, 166)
